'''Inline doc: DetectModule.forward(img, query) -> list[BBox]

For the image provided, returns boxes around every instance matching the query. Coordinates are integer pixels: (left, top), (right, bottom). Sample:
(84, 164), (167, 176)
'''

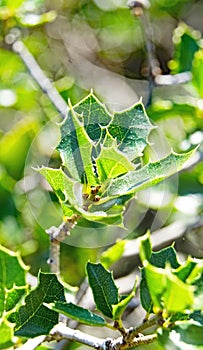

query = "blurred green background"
(0, 0), (203, 286)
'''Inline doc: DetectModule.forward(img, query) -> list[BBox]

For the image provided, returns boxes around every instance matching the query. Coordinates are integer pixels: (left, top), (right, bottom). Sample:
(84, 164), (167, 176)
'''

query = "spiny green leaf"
(139, 233), (192, 314)
(47, 302), (107, 327)
(74, 91), (112, 147)
(57, 105), (97, 185)
(38, 92), (198, 228)
(11, 272), (65, 338)
(108, 101), (154, 160)
(86, 262), (118, 319)
(106, 149), (196, 197)
(150, 246), (180, 269)
(175, 257), (203, 284)
(0, 245), (28, 318)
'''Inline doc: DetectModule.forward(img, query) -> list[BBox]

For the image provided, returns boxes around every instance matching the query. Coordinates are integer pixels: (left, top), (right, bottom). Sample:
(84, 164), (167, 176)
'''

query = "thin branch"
(46, 322), (157, 349)
(128, 1), (161, 106)
(155, 71), (192, 85)
(126, 316), (159, 342)
(46, 215), (79, 274)
(47, 323), (106, 349)
(16, 335), (46, 350)
(6, 32), (68, 119)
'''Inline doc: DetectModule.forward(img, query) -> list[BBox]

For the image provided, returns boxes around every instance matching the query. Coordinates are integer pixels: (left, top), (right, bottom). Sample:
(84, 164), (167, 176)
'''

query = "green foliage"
(1, 234), (203, 348)
(37, 92), (195, 228)
(139, 233), (203, 317)
(10, 272), (65, 337)
(0, 245), (28, 349)
(0, 0), (203, 348)
(0, 245), (28, 317)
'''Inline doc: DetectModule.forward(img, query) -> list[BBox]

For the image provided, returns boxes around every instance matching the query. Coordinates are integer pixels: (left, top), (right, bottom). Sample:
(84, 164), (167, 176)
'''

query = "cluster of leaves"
(1, 233), (203, 349)
(37, 92), (195, 228)
(140, 233), (203, 348)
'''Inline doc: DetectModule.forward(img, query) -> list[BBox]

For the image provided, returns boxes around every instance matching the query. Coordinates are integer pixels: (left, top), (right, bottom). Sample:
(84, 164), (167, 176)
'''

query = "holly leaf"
(74, 91), (112, 147)
(86, 262), (118, 318)
(150, 246), (180, 269)
(96, 144), (135, 182)
(105, 149), (196, 197)
(11, 272), (65, 338)
(144, 262), (194, 313)
(37, 92), (198, 228)
(57, 104), (98, 185)
(108, 101), (154, 161)
(46, 302), (107, 327)
(139, 234), (193, 314)
(0, 245), (28, 318)
(36, 167), (79, 206)
(175, 257), (203, 284)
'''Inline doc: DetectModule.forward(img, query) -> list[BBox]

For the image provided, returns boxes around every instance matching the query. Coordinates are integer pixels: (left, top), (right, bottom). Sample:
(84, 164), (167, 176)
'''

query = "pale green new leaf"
(145, 262), (194, 313)
(36, 167), (78, 206)
(175, 257), (203, 284)
(47, 302), (107, 327)
(77, 205), (124, 226)
(106, 149), (196, 197)
(96, 145), (135, 182)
